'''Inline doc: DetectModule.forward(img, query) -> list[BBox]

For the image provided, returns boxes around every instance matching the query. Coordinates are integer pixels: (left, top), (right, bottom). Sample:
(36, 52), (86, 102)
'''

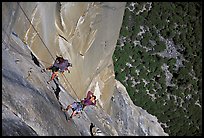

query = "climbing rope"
(17, 2), (55, 60)
(16, 3), (105, 115)
(17, 2), (80, 101)
(61, 73), (80, 100)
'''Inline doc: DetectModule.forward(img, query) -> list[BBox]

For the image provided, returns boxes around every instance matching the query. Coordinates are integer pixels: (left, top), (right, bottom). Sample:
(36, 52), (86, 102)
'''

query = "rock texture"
(109, 80), (168, 136)
(2, 2), (168, 136)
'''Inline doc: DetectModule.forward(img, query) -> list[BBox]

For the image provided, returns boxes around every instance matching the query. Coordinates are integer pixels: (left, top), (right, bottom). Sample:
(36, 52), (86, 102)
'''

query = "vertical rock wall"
(3, 2), (126, 111)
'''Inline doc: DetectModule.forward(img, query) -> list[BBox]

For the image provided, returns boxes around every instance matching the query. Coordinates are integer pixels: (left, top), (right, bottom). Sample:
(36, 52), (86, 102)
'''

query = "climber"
(43, 55), (72, 84)
(62, 91), (96, 118)
(81, 91), (96, 106)
(62, 101), (85, 119)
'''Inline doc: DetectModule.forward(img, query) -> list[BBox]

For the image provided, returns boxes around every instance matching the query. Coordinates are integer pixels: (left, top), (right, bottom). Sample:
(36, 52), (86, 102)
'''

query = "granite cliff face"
(2, 2), (168, 136)
(3, 2), (124, 111)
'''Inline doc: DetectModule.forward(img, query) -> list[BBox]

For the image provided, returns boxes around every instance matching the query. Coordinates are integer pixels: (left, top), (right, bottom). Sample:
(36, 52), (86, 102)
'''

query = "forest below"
(113, 2), (202, 136)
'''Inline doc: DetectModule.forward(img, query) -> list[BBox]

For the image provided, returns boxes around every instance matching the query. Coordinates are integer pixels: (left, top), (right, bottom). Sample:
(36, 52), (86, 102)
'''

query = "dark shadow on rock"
(53, 79), (61, 100)
(30, 52), (41, 67)
(90, 123), (95, 136)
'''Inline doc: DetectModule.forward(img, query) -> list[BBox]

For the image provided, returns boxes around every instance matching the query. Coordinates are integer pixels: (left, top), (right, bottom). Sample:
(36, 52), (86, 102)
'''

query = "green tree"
(132, 25), (140, 36)
(154, 41), (166, 52)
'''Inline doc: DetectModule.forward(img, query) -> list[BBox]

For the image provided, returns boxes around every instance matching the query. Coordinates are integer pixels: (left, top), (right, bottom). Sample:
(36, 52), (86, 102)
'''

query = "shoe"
(62, 108), (68, 112)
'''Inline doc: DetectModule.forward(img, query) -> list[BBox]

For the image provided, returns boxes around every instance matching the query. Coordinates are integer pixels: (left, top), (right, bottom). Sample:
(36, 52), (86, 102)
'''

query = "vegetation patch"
(113, 2), (202, 136)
